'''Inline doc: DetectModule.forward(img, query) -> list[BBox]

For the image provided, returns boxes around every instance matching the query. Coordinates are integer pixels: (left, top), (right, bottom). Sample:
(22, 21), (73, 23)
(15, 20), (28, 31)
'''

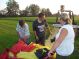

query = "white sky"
(0, 0), (79, 15)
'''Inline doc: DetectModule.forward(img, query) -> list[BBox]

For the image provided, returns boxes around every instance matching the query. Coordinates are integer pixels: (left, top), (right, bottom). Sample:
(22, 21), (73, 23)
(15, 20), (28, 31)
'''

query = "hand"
(48, 50), (54, 57)
(36, 36), (38, 40)
(18, 32), (21, 35)
(50, 31), (53, 35)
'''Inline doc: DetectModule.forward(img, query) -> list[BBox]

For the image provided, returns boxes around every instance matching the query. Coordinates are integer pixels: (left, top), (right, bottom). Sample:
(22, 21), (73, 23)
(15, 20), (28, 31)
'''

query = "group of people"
(16, 10), (75, 59)
(16, 13), (49, 45)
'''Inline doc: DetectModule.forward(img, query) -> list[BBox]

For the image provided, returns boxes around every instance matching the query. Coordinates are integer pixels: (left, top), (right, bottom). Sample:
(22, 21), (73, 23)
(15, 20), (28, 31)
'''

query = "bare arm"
(33, 31), (38, 39)
(17, 32), (21, 38)
(44, 20), (52, 35)
(23, 35), (29, 42)
(48, 28), (68, 57)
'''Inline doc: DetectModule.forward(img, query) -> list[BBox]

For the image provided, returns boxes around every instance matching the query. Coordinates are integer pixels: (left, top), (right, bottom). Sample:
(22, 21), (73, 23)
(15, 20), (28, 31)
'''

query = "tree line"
(0, 0), (53, 17)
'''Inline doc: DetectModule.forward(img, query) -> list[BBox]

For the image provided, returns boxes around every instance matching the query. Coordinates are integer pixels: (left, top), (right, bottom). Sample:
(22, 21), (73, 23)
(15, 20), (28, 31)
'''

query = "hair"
(61, 5), (64, 8)
(60, 13), (72, 24)
(19, 20), (25, 27)
(38, 13), (45, 18)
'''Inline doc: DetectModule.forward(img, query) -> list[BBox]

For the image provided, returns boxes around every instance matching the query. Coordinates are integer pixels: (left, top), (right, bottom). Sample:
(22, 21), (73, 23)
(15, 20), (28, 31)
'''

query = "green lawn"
(0, 17), (79, 59)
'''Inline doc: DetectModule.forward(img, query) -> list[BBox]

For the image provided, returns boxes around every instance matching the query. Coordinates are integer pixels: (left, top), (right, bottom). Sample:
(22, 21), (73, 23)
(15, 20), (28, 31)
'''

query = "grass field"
(0, 17), (79, 59)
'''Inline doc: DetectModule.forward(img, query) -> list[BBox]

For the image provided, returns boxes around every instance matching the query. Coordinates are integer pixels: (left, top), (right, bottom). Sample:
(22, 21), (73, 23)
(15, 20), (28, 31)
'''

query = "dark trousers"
(56, 54), (70, 59)
(36, 36), (45, 46)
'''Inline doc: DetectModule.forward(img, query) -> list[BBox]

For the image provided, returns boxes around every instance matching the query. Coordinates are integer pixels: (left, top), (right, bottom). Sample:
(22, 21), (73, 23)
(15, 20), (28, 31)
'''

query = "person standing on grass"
(32, 13), (49, 46)
(16, 20), (30, 44)
(48, 13), (75, 59)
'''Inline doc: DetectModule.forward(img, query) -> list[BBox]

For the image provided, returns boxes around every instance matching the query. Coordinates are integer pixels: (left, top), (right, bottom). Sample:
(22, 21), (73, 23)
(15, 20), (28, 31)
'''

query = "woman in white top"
(16, 20), (30, 44)
(48, 13), (75, 59)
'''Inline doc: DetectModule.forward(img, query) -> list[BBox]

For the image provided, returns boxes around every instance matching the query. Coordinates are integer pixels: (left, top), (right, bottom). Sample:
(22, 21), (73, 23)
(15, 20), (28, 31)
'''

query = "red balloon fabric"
(10, 40), (36, 56)
(0, 49), (9, 59)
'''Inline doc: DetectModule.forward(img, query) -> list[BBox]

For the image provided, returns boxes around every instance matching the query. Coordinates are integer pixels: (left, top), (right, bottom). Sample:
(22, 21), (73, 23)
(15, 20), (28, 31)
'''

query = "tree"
(46, 8), (52, 16)
(0, 8), (8, 17)
(0, 11), (3, 17)
(41, 8), (52, 16)
(29, 4), (40, 16)
(41, 8), (46, 13)
(19, 10), (25, 16)
(24, 6), (31, 16)
(6, 0), (19, 16)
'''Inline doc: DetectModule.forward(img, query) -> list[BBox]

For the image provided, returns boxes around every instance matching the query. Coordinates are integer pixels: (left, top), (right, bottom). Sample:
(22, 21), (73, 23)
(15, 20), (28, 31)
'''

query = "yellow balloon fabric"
(16, 44), (56, 59)
(16, 52), (38, 59)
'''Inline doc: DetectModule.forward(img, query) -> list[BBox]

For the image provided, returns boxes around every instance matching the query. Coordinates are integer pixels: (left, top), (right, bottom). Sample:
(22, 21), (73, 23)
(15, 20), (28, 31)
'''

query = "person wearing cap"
(48, 13), (75, 59)
(32, 13), (48, 46)
(16, 20), (30, 44)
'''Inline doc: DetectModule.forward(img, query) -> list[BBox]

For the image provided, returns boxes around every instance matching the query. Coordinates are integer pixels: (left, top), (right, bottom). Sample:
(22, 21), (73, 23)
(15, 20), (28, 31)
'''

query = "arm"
(33, 31), (38, 39)
(46, 25), (52, 35)
(17, 32), (21, 38)
(44, 20), (52, 35)
(48, 28), (68, 57)
(23, 24), (30, 42)
(22, 36), (29, 42)
(32, 21), (38, 39)
(16, 24), (21, 38)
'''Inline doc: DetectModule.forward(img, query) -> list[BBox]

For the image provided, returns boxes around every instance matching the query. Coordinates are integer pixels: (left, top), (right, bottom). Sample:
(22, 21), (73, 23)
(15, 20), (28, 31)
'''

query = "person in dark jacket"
(33, 13), (48, 45)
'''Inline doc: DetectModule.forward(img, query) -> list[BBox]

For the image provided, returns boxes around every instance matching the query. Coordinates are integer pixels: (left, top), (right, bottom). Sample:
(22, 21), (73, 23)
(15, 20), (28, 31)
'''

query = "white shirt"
(56, 24), (75, 56)
(16, 23), (30, 39)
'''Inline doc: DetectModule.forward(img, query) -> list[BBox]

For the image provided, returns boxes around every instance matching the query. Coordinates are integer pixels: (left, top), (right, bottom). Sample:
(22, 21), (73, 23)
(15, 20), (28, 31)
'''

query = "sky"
(0, 0), (79, 15)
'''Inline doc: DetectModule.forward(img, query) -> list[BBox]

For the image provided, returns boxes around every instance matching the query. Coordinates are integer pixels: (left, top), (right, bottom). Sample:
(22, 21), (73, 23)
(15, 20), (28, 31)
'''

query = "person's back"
(48, 13), (75, 59)
(56, 24), (75, 56)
